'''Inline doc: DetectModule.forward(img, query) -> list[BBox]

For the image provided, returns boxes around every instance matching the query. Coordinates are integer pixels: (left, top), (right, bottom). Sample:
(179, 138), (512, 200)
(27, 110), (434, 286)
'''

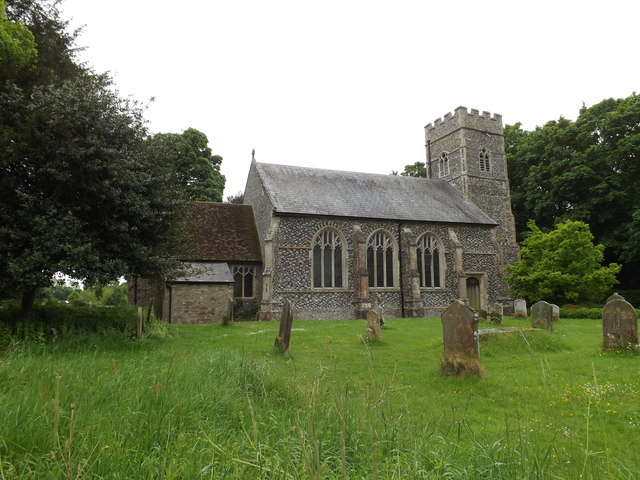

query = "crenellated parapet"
(425, 106), (503, 141)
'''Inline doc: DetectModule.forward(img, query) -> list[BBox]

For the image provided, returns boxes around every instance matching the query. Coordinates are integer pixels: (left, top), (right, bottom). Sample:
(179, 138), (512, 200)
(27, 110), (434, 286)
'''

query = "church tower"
(425, 107), (520, 291)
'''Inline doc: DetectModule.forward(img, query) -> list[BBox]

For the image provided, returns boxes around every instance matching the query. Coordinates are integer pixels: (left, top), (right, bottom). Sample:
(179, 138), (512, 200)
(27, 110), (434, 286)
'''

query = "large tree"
(505, 94), (640, 288)
(146, 128), (225, 202)
(506, 220), (620, 304)
(0, 0), (187, 319)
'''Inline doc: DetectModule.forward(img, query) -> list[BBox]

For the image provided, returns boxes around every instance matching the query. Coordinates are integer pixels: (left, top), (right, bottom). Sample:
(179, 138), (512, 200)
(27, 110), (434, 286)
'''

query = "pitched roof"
(170, 262), (234, 283)
(184, 202), (261, 262)
(254, 162), (497, 225)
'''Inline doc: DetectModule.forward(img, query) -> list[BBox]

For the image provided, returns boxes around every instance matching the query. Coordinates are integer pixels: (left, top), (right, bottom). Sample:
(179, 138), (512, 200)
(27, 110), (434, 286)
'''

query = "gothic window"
(416, 234), (444, 288)
(312, 228), (345, 288)
(438, 152), (450, 177)
(367, 230), (396, 288)
(479, 147), (491, 172)
(233, 266), (255, 298)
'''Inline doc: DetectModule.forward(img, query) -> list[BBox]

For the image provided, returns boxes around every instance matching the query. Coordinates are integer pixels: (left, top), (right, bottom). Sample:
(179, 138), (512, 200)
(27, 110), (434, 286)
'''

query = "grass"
(0, 316), (639, 478)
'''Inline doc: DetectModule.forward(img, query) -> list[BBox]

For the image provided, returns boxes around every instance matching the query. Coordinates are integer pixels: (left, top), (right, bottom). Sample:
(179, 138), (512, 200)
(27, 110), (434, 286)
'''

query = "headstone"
(441, 300), (483, 376)
(551, 304), (560, 322)
(364, 309), (382, 342)
(602, 297), (638, 349)
(274, 300), (294, 353)
(606, 292), (625, 304)
(531, 301), (553, 330)
(223, 297), (234, 326)
(514, 298), (527, 318)
(488, 303), (503, 324)
(442, 300), (480, 357)
(371, 293), (385, 326)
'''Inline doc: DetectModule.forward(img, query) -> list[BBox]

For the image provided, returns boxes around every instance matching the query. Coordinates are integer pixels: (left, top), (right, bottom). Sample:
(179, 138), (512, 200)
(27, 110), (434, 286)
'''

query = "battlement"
(425, 106), (503, 140)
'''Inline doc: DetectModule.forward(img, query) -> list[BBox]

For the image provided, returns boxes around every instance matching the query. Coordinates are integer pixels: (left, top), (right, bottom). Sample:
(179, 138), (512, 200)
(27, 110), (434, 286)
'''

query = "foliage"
(398, 160), (427, 177)
(505, 94), (640, 288)
(225, 190), (244, 204)
(0, 0), (189, 318)
(0, 317), (639, 478)
(145, 127), (225, 202)
(506, 220), (620, 304)
(0, 0), (37, 80)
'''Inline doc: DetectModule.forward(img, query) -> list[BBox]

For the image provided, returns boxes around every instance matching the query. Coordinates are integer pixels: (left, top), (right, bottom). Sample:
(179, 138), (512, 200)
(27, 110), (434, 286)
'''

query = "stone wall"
(166, 283), (233, 324)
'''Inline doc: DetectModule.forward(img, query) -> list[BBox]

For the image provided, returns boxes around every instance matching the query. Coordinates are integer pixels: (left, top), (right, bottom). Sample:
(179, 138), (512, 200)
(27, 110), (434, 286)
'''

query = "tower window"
(438, 152), (450, 177)
(233, 266), (255, 298)
(479, 147), (491, 172)
(312, 228), (346, 288)
(416, 234), (444, 288)
(367, 230), (397, 288)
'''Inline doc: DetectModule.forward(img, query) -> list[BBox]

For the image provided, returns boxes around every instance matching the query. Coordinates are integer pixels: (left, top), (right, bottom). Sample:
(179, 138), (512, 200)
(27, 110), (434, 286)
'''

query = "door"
(466, 277), (481, 311)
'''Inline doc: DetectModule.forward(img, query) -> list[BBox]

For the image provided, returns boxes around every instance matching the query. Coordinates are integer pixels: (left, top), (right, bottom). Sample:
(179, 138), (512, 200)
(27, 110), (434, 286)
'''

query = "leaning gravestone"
(274, 300), (294, 353)
(371, 293), (385, 326)
(551, 304), (560, 323)
(441, 300), (483, 376)
(602, 296), (638, 349)
(364, 309), (382, 342)
(488, 303), (503, 324)
(531, 301), (554, 330)
(514, 298), (527, 318)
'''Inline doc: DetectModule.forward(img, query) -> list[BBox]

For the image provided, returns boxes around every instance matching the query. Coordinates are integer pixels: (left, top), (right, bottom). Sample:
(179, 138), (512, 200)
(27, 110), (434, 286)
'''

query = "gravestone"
(514, 298), (527, 318)
(488, 303), (503, 324)
(606, 292), (625, 304)
(274, 300), (294, 353)
(551, 304), (560, 322)
(364, 309), (382, 342)
(441, 300), (483, 376)
(223, 297), (234, 326)
(602, 297), (638, 349)
(371, 293), (385, 326)
(531, 301), (553, 330)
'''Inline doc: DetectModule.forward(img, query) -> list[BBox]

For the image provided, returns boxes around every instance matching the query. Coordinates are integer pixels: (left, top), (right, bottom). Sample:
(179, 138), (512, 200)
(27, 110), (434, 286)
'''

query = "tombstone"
(364, 309), (382, 342)
(606, 292), (625, 304)
(274, 300), (294, 353)
(488, 303), (503, 324)
(223, 297), (234, 326)
(514, 298), (527, 318)
(551, 304), (560, 323)
(531, 301), (553, 330)
(371, 293), (385, 326)
(602, 297), (638, 349)
(441, 300), (483, 376)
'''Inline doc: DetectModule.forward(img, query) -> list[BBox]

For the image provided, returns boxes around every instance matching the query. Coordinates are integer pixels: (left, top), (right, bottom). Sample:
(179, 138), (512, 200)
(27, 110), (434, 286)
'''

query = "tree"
(505, 220), (620, 304)
(0, 0), (37, 81)
(225, 191), (244, 204)
(0, 1), (188, 320)
(505, 94), (640, 288)
(146, 128), (225, 202)
(396, 161), (427, 178)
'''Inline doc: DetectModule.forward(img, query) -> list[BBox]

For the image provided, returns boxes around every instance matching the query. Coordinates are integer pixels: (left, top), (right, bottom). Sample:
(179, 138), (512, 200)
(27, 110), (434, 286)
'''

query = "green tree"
(398, 161), (427, 178)
(0, 1), (187, 320)
(146, 128), (225, 202)
(506, 220), (620, 304)
(0, 0), (37, 80)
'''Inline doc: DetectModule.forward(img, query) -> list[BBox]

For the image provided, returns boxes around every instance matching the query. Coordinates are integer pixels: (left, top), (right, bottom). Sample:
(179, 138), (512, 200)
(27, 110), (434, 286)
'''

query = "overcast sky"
(61, 0), (639, 198)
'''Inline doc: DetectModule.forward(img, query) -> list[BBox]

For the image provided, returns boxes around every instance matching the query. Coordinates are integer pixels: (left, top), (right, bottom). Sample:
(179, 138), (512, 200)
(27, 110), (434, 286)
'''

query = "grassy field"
(1, 316), (639, 479)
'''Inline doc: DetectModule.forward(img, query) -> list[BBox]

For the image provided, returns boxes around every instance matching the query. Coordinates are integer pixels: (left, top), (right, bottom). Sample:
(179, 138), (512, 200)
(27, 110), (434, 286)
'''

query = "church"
(130, 106), (520, 323)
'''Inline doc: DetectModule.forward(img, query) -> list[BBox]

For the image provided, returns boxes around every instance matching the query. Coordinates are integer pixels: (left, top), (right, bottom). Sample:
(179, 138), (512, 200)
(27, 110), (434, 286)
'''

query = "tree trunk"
(20, 288), (37, 322)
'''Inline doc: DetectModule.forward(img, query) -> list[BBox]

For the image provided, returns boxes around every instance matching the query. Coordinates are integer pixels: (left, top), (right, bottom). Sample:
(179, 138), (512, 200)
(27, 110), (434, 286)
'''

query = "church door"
(466, 277), (481, 311)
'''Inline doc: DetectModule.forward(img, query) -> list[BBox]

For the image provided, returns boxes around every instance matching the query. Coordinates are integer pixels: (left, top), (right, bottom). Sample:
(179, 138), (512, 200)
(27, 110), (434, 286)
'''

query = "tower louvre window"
(438, 152), (450, 177)
(479, 147), (490, 172)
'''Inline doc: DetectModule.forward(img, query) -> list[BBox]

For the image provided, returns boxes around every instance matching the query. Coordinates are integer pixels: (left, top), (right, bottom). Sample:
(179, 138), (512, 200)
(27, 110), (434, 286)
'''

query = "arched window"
(439, 152), (450, 177)
(416, 234), (444, 288)
(367, 230), (396, 288)
(312, 228), (345, 288)
(479, 146), (490, 172)
(233, 266), (255, 298)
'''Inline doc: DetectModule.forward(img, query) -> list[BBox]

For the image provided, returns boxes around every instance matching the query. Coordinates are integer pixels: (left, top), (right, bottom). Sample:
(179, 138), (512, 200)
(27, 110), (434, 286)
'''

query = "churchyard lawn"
(1, 316), (639, 478)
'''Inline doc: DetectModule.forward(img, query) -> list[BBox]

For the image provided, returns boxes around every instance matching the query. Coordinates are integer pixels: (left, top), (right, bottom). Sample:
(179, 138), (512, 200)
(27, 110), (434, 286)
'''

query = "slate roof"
(170, 262), (234, 283)
(184, 202), (261, 262)
(255, 162), (497, 225)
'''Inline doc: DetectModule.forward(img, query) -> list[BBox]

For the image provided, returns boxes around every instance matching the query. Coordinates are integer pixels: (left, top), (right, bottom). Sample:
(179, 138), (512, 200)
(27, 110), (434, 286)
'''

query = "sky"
(60, 0), (640, 198)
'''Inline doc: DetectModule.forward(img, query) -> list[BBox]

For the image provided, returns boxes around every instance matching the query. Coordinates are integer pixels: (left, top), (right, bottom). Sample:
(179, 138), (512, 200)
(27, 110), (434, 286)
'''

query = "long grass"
(0, 316), (638, 478)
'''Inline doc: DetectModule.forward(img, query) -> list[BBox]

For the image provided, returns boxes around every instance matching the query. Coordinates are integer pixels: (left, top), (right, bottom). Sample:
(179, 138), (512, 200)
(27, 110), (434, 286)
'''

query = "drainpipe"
(398, 223), (405, 318)
(426, 140), (432, 178)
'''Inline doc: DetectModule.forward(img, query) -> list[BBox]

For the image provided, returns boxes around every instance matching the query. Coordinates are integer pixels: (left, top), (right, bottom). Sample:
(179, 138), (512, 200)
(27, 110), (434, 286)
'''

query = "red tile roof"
(183, 202), (261, 263)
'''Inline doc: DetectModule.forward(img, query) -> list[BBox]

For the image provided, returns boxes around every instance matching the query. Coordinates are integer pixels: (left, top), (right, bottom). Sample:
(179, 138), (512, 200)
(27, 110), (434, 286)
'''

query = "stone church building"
(131, 107), (519, 322)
